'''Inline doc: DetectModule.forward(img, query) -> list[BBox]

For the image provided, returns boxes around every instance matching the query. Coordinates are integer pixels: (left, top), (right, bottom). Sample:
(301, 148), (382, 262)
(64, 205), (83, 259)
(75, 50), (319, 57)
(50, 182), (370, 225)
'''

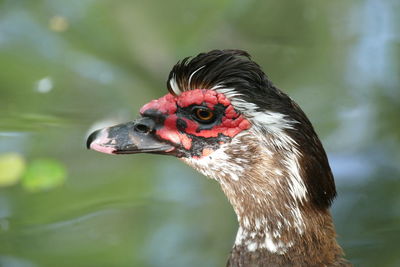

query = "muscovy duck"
(87, 50), (351, 266)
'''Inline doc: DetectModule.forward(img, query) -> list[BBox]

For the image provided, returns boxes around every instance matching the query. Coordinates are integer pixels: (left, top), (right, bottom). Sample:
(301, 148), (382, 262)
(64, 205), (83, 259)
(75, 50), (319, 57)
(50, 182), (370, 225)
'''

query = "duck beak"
(86, 117), (175, 155)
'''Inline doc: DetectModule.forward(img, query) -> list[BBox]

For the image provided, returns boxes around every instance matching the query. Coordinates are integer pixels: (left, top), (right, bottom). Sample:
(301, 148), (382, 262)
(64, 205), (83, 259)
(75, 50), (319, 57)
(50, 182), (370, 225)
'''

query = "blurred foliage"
(0, 153), (66, 192)
(0, 153), (25, 187)
(21, 158), (66, 192)
(0, 0), (399, 266)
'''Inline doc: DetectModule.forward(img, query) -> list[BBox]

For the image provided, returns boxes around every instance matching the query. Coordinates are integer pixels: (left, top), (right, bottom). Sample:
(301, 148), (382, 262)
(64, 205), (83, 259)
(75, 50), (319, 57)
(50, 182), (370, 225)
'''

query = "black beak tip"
(86, 129), (100, 149)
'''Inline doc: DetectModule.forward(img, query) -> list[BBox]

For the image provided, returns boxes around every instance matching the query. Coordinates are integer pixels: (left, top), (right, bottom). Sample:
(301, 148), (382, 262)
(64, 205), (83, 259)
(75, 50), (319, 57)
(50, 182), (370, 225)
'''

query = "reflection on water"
(330, 153), (375, 182)
(36, 77), (53, 94)
(347, 0), (398, 90)
(1, 0), (399, 266)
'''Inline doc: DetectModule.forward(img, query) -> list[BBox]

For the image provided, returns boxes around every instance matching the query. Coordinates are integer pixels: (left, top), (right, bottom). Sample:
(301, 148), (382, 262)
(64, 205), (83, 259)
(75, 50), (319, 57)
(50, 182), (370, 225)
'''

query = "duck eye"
(192, 107), (215, 123)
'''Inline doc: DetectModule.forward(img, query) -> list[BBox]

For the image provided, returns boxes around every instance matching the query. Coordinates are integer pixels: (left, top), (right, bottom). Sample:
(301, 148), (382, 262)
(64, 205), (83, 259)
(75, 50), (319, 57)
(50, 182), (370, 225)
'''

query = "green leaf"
(0, 153), (26, 187)
(22, 158), (67, 192)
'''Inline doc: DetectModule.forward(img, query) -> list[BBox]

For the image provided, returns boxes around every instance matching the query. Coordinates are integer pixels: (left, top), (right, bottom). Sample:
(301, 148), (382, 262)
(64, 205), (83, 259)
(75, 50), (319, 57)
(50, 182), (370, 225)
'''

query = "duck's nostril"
(133, 117), (156, 134)
(134, 123), (150, 134)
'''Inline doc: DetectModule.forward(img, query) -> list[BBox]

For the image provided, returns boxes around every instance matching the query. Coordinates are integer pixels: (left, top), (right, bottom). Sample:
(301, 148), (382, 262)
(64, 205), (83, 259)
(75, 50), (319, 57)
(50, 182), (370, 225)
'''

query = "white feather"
(187, 66), (205, 89)
(169, 75), (181, 95)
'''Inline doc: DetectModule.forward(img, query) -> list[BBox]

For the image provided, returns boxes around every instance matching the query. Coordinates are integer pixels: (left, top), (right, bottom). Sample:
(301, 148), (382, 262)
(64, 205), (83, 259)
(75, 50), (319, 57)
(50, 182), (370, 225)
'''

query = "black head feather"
(167, 50), (269, 93)
(167, 49), (337, 210)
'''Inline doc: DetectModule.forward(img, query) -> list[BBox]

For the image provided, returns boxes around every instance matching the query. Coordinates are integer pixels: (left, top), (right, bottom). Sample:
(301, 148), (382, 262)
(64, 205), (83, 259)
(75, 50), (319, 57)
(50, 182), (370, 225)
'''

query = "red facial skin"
(140, 89), (251, 156)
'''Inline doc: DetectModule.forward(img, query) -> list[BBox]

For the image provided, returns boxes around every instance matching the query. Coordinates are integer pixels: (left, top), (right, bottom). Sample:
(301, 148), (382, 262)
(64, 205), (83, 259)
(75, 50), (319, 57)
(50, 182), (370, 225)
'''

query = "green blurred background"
(0, 0), (399, 266)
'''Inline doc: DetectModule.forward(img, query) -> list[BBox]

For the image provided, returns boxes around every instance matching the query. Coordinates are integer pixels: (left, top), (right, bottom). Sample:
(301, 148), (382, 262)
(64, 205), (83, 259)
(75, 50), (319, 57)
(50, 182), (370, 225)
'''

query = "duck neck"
(183, 132), (348, 266)
(226, 192), (344, 266)
(216, 140), (346, 266)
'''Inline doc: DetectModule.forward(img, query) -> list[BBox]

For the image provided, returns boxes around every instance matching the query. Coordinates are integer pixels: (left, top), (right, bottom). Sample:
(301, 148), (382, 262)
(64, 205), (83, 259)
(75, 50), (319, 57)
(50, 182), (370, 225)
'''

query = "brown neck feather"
(225, 191), (346, 266)
(184, 131), (351, 266)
